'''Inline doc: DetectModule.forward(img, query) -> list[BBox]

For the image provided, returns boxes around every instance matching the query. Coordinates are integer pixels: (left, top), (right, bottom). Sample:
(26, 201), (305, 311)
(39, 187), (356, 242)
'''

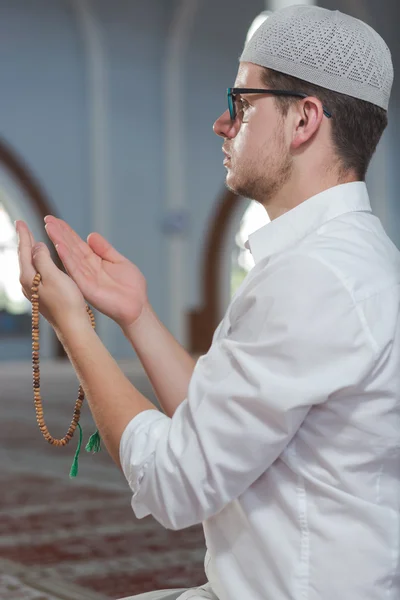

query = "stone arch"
(0, 138), (64, 358)
(188, 188), (248, 354)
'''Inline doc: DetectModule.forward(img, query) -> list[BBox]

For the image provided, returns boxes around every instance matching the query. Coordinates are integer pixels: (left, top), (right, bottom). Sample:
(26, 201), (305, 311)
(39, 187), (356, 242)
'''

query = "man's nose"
(213, 109), (239, 139)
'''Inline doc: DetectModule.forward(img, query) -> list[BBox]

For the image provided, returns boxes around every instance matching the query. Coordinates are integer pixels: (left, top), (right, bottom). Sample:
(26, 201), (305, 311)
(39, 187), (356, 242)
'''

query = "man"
(17, 5), (399, 600)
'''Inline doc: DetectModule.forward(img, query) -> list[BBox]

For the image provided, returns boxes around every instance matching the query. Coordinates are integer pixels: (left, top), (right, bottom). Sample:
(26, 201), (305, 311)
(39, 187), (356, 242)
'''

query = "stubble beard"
(226, 134), (293, 203)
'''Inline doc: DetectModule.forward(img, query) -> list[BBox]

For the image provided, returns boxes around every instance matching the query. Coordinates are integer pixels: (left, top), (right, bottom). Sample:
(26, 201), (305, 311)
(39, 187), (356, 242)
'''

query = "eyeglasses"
(227, 87), (332, 121)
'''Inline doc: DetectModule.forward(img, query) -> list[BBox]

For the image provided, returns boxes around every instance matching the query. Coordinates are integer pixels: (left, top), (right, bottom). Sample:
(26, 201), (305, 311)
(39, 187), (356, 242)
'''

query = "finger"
(32, 242), (59, 282)
(45, 219), (118, 294)
(45, 216), (92, 261)
(45, 231), (100, 296)
(44, 221), (72, 275)
(44, 221), (69, 258)
(44, 221), (93, 280)
(28, 228), (35, 247)
(44, 217), (92, 284)
(87, 232), (125, 264)
(16, 220), (37, 294)
(44, 217), (103, 292)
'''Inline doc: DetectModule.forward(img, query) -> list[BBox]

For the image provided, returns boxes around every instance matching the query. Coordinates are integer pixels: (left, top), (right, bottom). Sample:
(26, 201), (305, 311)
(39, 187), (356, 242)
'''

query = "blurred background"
(0, 0), (397, 598)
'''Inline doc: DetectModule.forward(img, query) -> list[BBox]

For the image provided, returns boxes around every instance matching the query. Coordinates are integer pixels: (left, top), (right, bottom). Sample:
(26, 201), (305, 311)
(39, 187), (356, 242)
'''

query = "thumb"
(87, 232), (125, 264)
(32, 243), (57, 279)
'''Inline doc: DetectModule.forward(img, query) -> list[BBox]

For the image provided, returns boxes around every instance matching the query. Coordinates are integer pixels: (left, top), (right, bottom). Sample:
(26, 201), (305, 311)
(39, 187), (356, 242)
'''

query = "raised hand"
(16, 220), (88, 333)
(43, 216), (148, 330)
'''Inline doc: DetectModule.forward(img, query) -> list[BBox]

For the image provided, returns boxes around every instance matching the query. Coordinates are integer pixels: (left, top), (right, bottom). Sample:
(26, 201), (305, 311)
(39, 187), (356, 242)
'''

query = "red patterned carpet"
(0, 361), (207, 599)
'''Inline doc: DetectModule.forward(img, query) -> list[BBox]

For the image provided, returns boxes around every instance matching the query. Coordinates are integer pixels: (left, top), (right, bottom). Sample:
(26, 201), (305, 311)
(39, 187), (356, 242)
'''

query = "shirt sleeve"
(119, 253), (376, 530)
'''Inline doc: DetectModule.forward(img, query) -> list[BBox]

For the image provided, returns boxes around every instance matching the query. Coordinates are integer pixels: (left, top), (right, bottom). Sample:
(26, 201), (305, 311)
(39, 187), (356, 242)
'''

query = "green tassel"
(85, 429), (101, 453)
(69, 423), (83, 478)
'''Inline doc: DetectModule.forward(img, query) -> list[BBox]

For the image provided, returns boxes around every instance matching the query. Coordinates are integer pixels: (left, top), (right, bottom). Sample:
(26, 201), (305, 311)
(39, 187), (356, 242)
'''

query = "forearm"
(57, 320), (159, 468)
(123, 303), (196, 417)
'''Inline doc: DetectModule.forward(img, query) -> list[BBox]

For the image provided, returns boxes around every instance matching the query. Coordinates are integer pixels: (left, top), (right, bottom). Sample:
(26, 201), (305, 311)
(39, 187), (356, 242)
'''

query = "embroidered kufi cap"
(240, 5), (393, 110)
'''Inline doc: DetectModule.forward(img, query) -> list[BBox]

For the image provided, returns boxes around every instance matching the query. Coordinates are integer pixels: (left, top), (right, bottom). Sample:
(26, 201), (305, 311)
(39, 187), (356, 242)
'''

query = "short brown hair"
(262, 68), (388, 180)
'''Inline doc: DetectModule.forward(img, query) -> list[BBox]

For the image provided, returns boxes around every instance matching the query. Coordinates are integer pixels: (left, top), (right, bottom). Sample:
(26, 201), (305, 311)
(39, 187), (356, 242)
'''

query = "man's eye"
(239, 98), (250, 111)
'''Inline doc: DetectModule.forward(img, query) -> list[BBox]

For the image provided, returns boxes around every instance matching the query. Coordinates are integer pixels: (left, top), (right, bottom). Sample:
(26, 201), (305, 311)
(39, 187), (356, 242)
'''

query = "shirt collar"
(247, 182), (372, 264)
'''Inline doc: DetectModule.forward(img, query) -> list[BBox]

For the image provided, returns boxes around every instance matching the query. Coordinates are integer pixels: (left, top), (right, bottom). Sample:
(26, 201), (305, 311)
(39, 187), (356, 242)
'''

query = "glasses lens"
(227, 90), (235, 120)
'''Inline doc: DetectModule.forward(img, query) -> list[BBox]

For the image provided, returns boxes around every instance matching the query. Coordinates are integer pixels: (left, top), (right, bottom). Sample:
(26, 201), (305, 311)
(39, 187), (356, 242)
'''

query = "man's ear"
(291, 97), (324, 150)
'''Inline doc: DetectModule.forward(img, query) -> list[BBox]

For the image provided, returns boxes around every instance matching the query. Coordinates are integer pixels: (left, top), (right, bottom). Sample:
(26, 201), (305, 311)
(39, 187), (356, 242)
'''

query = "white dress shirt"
(120, 182), (400, 600)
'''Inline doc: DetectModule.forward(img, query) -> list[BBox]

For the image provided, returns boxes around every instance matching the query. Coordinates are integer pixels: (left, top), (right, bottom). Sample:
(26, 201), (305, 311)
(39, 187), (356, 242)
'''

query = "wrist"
(54, 310), (96, 344)
(121, 301), (153, 342)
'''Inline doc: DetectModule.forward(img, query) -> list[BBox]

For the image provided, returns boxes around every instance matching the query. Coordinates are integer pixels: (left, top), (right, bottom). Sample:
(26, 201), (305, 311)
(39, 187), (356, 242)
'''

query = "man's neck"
(263, 171), (360, 221)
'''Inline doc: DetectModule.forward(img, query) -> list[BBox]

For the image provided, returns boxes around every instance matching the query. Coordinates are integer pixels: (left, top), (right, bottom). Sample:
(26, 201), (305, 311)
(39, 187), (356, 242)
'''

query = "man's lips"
(222, 149), (231, 164)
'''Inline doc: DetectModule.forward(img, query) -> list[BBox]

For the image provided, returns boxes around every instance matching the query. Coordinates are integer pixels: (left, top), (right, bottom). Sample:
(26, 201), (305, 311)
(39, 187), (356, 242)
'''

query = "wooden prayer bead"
(31, 272), (96, 447)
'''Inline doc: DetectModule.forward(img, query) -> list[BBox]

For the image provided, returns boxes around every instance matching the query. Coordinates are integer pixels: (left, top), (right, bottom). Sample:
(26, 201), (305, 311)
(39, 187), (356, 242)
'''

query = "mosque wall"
(0, 0), (396, 362)
(317, 0), (398, 246)
(0, 0), (263, 361)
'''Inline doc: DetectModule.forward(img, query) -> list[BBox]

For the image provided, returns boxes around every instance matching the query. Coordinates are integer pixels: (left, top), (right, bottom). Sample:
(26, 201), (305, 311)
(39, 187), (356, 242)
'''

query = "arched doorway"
(188, 189), (241, 354)
(0, 139), (64, 360)
(187, 188), (269, 355)
(230, 199), (270, 297)
(0, 202), (31, 335)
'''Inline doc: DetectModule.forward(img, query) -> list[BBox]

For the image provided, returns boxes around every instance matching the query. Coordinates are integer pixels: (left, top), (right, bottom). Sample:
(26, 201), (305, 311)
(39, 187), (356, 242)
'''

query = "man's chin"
(225, 172), (253, 199)
(225, 171), (240, 195)
(225, 181), (240, 196)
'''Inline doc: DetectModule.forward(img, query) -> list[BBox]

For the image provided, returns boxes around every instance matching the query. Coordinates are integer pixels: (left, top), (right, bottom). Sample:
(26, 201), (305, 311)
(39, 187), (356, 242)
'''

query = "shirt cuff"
(119, 409), (171, 517)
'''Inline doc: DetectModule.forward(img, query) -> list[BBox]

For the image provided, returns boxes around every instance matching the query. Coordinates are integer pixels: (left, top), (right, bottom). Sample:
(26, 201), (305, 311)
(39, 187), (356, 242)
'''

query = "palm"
(44, 217), (147, 328)
(79, 253), (146, 326)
